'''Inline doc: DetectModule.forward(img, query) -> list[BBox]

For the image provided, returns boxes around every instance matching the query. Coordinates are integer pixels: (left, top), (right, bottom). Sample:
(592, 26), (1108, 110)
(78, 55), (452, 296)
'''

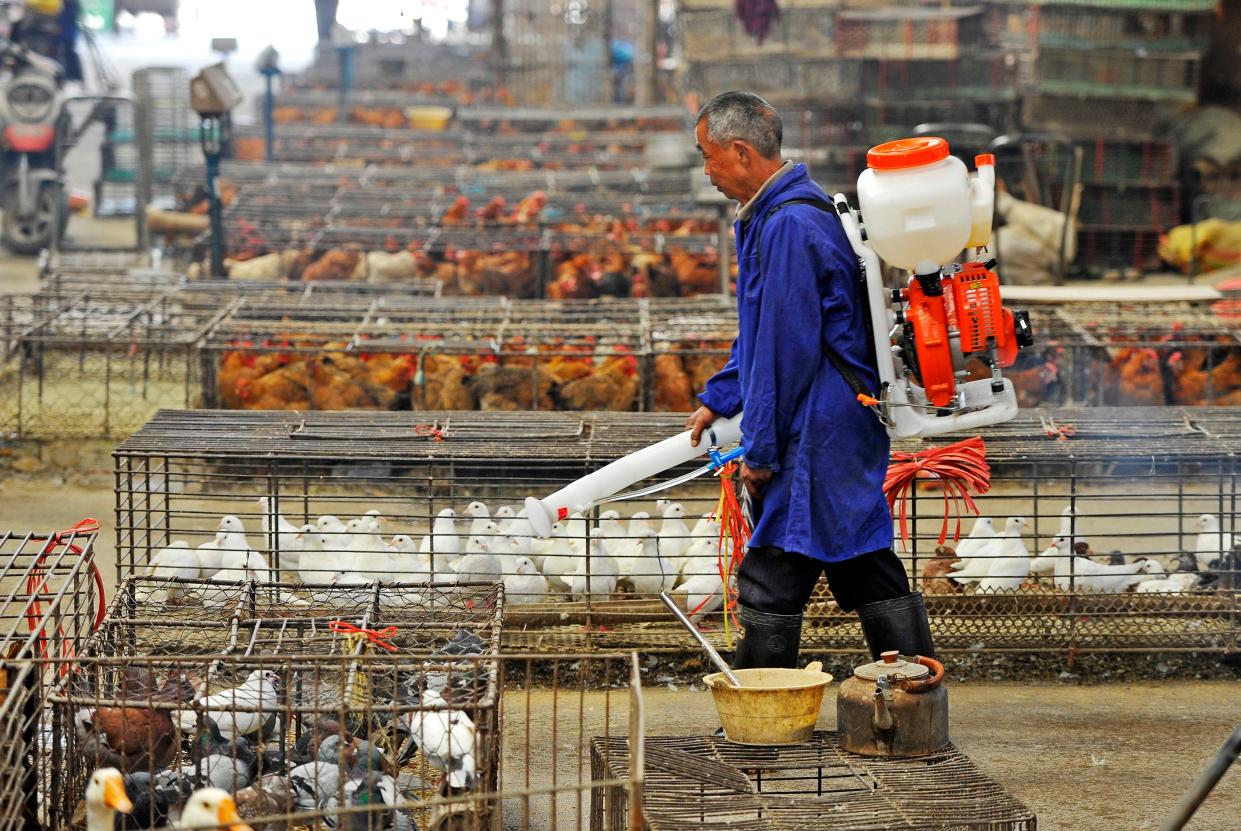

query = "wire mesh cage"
(836, 6), (988, 60)
(1035, 1), (1214, 52)
(0, 524), (102, 831)
(36, 651), (642, 831)
(1035, 46), (1202, 102)
(593, 732), (1036, 831)
(113, 407), (1240, 657)
(0, 289), (226, 439)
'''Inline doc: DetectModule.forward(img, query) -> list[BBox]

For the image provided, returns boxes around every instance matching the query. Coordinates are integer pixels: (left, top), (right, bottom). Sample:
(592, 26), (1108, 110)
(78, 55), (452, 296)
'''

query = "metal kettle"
(837, 650), (948, 757)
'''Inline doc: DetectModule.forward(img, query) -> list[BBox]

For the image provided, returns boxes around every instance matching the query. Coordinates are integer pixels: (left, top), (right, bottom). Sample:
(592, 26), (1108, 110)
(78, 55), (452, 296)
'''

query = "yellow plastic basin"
(406, 105), (453, 131)
(703, 664), (834, 746)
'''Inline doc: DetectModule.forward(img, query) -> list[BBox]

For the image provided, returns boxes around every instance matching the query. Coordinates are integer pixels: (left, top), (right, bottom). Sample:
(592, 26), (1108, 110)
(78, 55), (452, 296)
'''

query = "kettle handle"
(895, 656), (944, 692)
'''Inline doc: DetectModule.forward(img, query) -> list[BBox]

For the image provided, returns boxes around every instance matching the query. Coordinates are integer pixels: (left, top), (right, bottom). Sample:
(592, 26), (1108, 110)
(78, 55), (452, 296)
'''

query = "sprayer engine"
(895, 261), (1034, 410)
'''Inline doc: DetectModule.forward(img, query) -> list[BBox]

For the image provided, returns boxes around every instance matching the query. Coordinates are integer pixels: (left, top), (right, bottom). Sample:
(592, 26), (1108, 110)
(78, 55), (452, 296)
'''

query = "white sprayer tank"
(856, 137), (994, 275)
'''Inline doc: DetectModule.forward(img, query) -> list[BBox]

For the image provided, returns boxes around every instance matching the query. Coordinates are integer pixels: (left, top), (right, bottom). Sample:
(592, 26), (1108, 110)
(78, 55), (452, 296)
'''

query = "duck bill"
(217, 796), (253, 831)
(103, 777), (133, 814)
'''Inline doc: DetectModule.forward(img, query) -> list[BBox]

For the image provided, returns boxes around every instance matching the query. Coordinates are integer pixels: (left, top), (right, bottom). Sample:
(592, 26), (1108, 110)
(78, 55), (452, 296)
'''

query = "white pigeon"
(629, 511), (657, 537)
(258, 496), (303, 553)
(288, 761), (344, 812)
(419, 508), (461, 571)
(344, 518), (399, 579)
(453, 538), (503, 586)
(195, 531), (229, 575)
(200, 548), (273, 608)
(622, 531), (676, 595)
(494, 535), (525, 574)
(1193, 514), (1233, 571)
(137, 542), (201, 603)
(1047, 552), (1154, 593)
(679, 516), (724, 581)
(494, 505), (516, 533)
(1030, 536), (1069, 577)
(388, 534), (431, 581)
(315, 515), (350, 551)
(950, 516), (998, 567)
(298, 527), (344, 583)
(953, 517), (1028, 582)
(539, 532), (580, 592)
(407, 688), (477, 789)
(564, 512), (589, 556)
(598, 510), (627, 539)
(465, 501), (491, 537)
(569, 530), (619, 600)
(177, 669), (279, 739)
(658, 503), (693, 573)
(1137, 570), (1200, 594)
(976, 543), (1032, 592)
(688, 512), (716, 541)
(675, 567), (725, 620)
(529, 520), (567, 571)
(362, 508), (384, 534)
(502, 509), (535, 557)
(209, 515), (259, 566)
(503, 556), (549, 605)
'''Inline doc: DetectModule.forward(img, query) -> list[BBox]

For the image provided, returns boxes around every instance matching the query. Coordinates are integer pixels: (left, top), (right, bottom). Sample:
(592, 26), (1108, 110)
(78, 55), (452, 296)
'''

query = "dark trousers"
(738, 545), (910, 615)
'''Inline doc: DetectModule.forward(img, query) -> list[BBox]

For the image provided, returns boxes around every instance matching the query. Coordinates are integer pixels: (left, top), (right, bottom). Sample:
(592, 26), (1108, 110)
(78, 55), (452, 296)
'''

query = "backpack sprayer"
(525, 137), (1033, 539)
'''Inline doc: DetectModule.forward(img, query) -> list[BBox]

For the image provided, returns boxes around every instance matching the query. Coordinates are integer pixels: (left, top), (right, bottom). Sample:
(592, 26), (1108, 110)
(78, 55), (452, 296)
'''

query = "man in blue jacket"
(686, 91), (935, 668)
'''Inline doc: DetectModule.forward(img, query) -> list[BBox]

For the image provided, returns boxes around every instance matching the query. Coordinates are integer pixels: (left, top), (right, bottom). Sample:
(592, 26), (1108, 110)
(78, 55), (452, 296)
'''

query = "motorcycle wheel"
(1, 183), (67, 256)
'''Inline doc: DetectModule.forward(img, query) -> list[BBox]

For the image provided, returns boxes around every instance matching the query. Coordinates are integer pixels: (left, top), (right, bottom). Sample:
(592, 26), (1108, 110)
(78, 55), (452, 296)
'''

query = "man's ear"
(732, 140), (750, 164)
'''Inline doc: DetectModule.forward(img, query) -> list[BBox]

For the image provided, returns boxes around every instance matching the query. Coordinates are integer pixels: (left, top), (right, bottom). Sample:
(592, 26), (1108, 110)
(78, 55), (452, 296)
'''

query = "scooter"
(0, 32), (68, 254)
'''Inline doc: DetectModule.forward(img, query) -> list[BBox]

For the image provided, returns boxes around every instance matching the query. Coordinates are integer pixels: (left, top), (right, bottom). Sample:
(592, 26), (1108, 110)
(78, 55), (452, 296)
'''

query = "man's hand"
(686, 405), (720, 448)
(740, 463), (773, 498)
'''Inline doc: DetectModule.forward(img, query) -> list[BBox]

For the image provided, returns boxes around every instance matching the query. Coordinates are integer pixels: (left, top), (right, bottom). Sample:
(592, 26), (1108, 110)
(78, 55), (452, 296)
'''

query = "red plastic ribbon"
(689, 463), (750, 634)
(328, 620), (400, 652)
(884, 437), (991, 547)
(26, 518), (106, 674)
(413, 424), (447, 442)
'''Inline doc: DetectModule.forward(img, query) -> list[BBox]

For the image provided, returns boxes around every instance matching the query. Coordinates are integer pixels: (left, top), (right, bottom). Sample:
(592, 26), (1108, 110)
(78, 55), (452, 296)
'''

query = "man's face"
(695, 120), (749, 203)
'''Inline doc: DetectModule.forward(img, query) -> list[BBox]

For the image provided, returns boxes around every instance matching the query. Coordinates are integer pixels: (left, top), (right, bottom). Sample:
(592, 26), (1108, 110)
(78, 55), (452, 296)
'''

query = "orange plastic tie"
(328, 620), (400, 652)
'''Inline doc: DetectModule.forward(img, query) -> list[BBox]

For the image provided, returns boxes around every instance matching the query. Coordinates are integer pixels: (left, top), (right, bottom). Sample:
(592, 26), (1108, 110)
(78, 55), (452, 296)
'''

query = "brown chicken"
(302, 249), (363, 282)
(1168, 347), (1241, 405)
(440, 195), (471, 226)
(309, 355), (396, 410)
(218, 350), (295, 409)
(412, 353), (477, 410)
(80, 668), (196, 773)
(558, 350), (640, 411)
(1108, 347), (1166, 406)
(509, 190), (547, 225)
(921, 545), (963, 595)
(235, 360), (310, 410)
(472, 363), (555, 410)
(683, 347), (731, 398)
(668, 248), (721, 296)
(653, 353), (694, 412)
(541, 353), (596, 386)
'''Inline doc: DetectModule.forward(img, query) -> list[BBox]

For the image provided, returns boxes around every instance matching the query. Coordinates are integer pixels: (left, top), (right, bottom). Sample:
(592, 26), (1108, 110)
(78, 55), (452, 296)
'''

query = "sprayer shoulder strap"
(755, 199), (876, 403)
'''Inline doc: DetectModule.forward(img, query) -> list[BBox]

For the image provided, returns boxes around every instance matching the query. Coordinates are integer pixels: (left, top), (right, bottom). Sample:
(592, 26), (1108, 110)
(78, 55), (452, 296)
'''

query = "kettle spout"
(872, 676), (895, 732)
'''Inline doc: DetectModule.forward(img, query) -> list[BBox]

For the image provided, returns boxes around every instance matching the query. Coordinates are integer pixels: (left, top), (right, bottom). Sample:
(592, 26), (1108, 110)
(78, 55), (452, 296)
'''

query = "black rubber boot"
(733, 605), (803, 669)
(856, 592), (937, 660)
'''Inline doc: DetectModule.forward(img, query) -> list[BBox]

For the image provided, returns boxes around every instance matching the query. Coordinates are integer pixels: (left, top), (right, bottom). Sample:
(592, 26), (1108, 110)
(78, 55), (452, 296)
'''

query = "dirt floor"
(509, 683), (1241, 831)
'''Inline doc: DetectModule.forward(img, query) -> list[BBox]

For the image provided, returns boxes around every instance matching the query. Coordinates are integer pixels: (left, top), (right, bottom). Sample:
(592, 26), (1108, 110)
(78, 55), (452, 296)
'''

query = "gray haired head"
(695, 91), (783, 159)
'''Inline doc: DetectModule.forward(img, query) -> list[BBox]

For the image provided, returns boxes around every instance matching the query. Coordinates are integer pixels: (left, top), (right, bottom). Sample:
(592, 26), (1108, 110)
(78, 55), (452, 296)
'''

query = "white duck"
(177, 788), (253, 831)
(83, 768), (132, 831)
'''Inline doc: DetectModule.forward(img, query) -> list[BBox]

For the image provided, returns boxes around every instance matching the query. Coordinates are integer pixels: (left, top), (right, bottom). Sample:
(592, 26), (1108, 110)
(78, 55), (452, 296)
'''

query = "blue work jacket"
(698, 163), (892, 563)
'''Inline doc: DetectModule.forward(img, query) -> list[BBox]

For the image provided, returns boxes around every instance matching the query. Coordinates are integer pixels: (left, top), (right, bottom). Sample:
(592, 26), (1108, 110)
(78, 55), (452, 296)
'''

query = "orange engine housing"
(903, 262), (1022, 408)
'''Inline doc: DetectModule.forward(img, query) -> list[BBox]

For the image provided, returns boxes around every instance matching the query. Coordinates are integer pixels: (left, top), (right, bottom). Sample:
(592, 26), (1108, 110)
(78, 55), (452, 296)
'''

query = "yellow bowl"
(703, 666), (833, 746)
(406, 105), (454, 132)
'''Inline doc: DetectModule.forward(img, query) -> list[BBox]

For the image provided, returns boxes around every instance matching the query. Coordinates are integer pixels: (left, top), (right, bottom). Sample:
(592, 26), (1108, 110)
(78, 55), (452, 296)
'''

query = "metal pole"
(717, 204), (731, 295)
(336, 45), (355, 124)
(490, 0), (508, 94)
(261, 67), (279, 161)
(1158, 722), (1241, 831)
(201, 115), (226, 279)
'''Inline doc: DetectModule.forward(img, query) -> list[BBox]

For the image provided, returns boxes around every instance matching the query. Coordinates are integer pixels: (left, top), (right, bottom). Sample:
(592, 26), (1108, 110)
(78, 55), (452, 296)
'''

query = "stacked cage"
(0, 288), (224, 439)
(114, 407), (1239, 656)
(184, 159), (727, 298)
(1020, 0), (1216, 275)
(0, 524), (101, 831)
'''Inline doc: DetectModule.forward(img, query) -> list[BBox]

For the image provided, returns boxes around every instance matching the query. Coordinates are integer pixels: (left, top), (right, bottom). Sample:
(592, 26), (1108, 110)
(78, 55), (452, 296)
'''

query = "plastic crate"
(1023, 92), (1187, 139)
(864, 51), (1020, 100)
(1037, 4), (1212, 51)
(1078, 183), (1181, 229)
(836, 7), (986, 60)
(1079, 138), (1177, 185)
(1036, 46), (1202, 102)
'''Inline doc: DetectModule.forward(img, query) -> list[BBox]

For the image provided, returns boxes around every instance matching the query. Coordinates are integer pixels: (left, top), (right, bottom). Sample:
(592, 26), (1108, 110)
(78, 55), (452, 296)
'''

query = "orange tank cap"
(866, 136), (950, 171)
(975, 153), (996, 167)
